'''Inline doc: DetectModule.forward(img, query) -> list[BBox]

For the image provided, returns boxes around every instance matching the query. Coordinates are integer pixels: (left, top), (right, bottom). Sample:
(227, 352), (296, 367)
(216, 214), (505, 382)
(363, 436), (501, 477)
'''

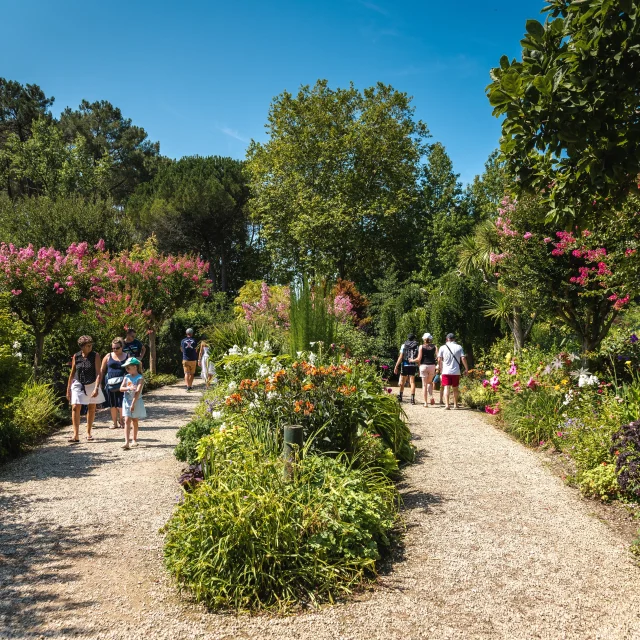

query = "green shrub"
(10, 380), (60, 448)
(579, 463), (619, 501)
(143, 371), (179, 392)
(206, 320), (285, 361)
(288, 278), (336, 356)
(459, 381), (494, 410)
(568, 422), (617, 475)
(164, 428), (398, 611)
(500, 386), (562, 445)
(353, 432), (399, 477)
(175, 417), (216, 464)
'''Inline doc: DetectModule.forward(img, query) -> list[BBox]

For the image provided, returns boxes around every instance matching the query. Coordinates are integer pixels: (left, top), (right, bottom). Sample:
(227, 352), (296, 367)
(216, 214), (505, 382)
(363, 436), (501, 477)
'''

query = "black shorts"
(400, 364), (417, 377)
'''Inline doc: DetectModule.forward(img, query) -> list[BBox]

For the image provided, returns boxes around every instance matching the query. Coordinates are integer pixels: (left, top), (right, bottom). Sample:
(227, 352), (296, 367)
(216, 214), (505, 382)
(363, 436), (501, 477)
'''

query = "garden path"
(2, 396), (640, 639)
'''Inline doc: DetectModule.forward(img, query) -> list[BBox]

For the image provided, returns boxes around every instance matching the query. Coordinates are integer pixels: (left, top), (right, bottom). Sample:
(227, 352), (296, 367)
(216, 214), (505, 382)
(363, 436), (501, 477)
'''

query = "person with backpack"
(437, 333), (469, 410)
(393, 333), (420, 404)
(411, 332), (439, 407)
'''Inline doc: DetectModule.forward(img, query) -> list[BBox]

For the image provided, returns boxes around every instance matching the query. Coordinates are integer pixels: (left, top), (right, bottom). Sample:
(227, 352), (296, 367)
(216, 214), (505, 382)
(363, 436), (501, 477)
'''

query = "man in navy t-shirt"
(181, 328), (198, 391)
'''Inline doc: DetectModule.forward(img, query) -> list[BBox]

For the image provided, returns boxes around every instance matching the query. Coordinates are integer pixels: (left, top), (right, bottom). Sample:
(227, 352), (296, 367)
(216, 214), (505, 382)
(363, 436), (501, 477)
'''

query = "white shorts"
(70, 379), (105, 405)
(419, 364), (436, 379)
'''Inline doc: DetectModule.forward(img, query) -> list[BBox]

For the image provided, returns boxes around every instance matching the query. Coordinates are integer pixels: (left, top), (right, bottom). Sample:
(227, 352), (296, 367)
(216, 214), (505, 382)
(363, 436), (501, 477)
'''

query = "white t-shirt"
(438, 342), (465, 375)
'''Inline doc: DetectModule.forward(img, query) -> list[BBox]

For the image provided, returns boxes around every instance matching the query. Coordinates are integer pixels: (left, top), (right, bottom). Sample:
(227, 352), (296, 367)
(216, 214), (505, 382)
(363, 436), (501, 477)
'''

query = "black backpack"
(403, 340), (419, 364)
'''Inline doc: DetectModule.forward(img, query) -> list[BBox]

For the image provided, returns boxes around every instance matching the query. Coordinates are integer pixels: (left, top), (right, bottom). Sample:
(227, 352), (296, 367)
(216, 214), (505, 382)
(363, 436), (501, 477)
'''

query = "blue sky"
(1, 0), (543, 185)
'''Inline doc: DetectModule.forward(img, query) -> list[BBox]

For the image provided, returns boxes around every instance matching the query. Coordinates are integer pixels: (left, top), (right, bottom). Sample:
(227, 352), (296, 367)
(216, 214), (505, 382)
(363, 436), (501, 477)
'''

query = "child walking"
(119, 357), (146, 449)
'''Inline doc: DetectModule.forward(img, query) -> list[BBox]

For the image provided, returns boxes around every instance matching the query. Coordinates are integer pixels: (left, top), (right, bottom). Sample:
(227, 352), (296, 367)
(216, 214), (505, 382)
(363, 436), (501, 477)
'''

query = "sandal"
(67, 438), (80, 444)
(86, 435), (94, 441)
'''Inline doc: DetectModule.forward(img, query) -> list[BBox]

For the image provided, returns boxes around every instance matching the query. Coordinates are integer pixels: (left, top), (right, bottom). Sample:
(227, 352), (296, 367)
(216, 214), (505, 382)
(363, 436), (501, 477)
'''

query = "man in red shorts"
(437, 333), (469, 410)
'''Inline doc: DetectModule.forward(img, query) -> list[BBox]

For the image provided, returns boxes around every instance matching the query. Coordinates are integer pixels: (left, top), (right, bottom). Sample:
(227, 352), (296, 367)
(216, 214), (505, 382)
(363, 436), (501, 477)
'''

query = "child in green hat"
(119, 357), (146, 449)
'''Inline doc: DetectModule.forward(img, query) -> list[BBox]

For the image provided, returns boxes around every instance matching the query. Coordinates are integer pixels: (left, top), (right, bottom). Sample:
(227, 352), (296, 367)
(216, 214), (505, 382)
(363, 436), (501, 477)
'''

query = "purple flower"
(631, 334), (638, 344)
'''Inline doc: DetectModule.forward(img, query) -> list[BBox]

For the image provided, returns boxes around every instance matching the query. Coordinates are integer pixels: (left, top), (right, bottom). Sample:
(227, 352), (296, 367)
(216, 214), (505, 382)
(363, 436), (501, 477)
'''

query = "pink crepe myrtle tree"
(103, 240), (211, 374)
(0, 240), (109, 375)
(492, 196), (640, 354)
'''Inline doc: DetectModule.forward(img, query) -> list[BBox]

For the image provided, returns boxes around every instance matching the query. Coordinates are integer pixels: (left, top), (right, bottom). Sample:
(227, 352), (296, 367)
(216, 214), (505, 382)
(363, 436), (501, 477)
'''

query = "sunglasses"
(113, 345), (123, 349)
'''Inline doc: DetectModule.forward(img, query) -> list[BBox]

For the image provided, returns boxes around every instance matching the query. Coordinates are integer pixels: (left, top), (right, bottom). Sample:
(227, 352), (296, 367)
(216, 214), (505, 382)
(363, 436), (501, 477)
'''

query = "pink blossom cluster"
(495, 217), (518, 237)
(489, 252), (507, 265)
(332, 294), (355, 320)
(242, 282), (290, 328)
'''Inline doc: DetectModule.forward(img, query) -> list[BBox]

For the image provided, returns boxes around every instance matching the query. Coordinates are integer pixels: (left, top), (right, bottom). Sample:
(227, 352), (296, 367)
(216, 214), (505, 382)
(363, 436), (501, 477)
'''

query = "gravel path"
(2, 395), (640, 639)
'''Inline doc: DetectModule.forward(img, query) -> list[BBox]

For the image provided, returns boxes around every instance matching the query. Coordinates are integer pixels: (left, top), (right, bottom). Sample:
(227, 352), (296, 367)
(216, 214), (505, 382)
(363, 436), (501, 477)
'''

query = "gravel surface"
(2, 394), (640, 639)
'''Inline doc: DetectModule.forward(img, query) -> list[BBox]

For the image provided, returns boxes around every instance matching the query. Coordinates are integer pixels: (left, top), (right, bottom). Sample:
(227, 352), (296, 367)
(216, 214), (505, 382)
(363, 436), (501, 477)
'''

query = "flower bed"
(165, 341), (414, 611)
(460, 335), (640, 502)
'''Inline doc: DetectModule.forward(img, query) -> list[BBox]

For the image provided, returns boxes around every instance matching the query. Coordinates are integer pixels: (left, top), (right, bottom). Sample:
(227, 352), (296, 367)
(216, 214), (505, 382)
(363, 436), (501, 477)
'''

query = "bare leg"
(188, 372), (196, 388)
(123, 417), (131, 448)
(132, 418), (139, 442)
(109, 407), (118, 428)
(71, 405), (81, 439)
(410, 376), (416, 396)
(86, 404), (96, 437)
(184, 369), (189, 389)
(444, 385), (451, 409)
(453, 387), (460, 408)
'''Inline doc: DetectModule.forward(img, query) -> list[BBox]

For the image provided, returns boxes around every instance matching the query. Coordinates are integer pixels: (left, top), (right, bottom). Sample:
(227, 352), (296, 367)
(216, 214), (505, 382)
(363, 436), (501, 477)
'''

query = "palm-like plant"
(458, 220), (536, 352)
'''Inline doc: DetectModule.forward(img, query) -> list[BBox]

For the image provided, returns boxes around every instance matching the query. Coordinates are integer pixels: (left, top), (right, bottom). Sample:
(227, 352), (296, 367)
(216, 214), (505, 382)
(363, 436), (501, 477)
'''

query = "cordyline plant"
(102, 238), (211, 374)
(488, 196), (640, 354)
(0, 240), (109, 375)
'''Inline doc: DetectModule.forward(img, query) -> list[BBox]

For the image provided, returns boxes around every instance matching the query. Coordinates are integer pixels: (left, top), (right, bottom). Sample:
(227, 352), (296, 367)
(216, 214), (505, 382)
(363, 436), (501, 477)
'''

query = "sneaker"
(410, 396), (416, 405)
(397, 394), (403, 403)
(186, 387), (192, 392)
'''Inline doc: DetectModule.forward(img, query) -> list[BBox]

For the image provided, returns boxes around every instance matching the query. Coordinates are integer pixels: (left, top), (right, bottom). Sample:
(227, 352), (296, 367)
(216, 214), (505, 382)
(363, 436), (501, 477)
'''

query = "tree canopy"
(128, 156), (256, 292)
(246, 80), (431, 288)
(487, 0), (640, 224)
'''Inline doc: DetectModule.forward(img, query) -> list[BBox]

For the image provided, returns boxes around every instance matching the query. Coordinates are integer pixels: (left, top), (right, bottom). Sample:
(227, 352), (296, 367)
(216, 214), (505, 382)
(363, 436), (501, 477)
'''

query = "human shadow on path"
(0, 493), (113, 638)
(0, 387), (196, 484)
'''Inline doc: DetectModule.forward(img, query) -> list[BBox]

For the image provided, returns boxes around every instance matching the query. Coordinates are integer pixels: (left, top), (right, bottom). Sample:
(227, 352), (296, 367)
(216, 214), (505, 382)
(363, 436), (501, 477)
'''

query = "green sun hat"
(123, 357), (141, 368)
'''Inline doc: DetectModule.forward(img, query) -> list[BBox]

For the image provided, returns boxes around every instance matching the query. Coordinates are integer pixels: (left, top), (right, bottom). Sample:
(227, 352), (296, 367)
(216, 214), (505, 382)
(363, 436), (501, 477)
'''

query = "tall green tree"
(0, 78), (54, 146)
(246, 80), (431, 288)
(59, 100), (160, 203)
(487, 0), (640, 224)
(414, 143), (476, 283)
(0, 193), (131, 252)
(0, 119), (108, 199)
(128, 156), (256, 292)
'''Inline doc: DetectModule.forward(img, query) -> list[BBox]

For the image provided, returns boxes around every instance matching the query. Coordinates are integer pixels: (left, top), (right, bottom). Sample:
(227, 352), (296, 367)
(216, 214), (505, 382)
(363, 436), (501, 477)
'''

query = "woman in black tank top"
(66, 335), (104, 443)
(415, 333), (439, 407)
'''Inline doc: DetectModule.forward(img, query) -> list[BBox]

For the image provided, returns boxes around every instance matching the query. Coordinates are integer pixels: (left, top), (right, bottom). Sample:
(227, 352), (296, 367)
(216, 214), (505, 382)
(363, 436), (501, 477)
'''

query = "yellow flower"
(485, 370), (492, 377)
(554, 385), (560, 391)
(625, 360), (632, 366)
(504, 352), (512, 363)
(522, 348), (528, 353)
(561, 379), (569, 385)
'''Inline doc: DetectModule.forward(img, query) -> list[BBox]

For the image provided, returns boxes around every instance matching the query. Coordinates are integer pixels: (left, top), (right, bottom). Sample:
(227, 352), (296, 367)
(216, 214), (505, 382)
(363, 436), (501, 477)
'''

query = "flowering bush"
(0, 240), (110, 372)
(102, 238), (211, 373)
(490, 195), (640, 353)
(208, 351), (414, 462)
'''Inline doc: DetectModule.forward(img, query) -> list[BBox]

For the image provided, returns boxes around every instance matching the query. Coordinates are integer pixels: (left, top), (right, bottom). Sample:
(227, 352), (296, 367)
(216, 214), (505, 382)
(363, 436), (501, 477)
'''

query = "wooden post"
(282, 424), (304, 481)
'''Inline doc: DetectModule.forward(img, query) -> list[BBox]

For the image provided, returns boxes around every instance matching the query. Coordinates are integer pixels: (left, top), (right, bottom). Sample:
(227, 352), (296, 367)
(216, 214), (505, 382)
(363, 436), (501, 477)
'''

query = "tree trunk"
(33, 331), (45, 379)
(148, 330), (157, 375)
(512, 308), (525, 353)
(220, 254), (227, 292)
